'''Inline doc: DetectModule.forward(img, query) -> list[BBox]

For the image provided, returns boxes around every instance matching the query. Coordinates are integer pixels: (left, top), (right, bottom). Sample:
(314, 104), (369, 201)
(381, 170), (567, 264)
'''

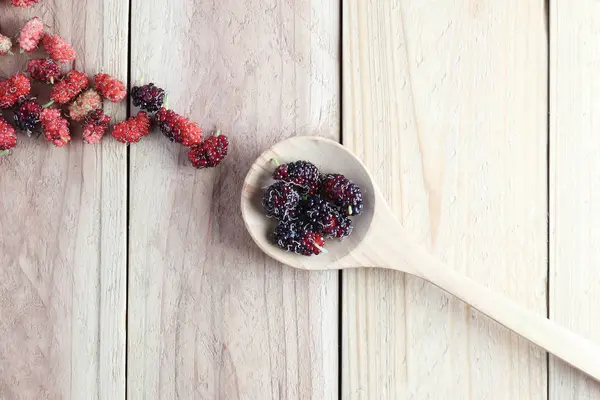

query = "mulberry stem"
(312, 241), (328, 254)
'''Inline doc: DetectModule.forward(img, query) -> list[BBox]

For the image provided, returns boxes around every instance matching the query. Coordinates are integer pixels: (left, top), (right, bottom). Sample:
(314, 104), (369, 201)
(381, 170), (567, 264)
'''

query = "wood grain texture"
(550, 0), (600, 397)
(342, 0), (548, 398)
(127, 1), (339, 398)
(0, 1), (127, 399)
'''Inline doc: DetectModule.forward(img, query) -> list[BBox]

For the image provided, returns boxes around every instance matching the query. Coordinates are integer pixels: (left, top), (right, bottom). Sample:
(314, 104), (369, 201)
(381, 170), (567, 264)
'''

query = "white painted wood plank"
(127, 1), (340, 398)
(342, 1), (548, 398)
(550, 0), (600, 397)
(0, 1), (127, 399)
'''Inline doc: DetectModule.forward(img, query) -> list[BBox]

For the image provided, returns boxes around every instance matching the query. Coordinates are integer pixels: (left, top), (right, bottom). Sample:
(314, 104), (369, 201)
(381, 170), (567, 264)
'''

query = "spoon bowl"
(241, 135), (600, 382)
(241, 135), (377, 270)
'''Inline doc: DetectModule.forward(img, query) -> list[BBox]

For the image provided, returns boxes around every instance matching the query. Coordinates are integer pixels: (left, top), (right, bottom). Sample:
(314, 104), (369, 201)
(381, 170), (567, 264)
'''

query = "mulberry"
(82, 109), (111, 144)
(14, 99), (42, 133)
(188, 133), (228, 169)
(42, 34), (76, 63)
(68, 89), (101, 121)
(27, 59), (61, 83)
(131, 83), (165, 112)
(111, 111), (150, 143)
(40, 108), (70, 147)
(155, 107), (202, 146)
(18, 17), (44, 52)
(94, 73), (126, 102)
(49, 70), (89, 105)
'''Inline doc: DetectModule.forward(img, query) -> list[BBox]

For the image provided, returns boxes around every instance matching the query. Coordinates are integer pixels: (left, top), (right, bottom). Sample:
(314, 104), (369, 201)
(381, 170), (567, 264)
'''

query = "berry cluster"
(262, 160), (364, 256)
(0, 16), (229, 169)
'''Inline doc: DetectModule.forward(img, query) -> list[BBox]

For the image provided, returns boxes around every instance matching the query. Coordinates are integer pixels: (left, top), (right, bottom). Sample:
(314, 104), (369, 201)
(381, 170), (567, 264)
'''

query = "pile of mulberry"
(263, 160), (363, 256)
(0, 16), (231, 166)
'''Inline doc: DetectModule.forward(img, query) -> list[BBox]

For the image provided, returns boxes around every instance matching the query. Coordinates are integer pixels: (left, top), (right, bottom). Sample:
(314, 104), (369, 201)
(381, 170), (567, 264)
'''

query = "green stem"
(19, 48), (24, 54)
(43, 100), (54, 108)
(214, 129), (221, 137)
(313, 241), (328, 254)
(348, 206), (353, 216)
(0, 150), (10, 156)
(270, 158), (280, 167)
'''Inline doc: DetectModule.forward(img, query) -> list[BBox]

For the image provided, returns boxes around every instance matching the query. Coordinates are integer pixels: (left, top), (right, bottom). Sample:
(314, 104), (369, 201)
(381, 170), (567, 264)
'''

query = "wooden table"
(0, 1), (597, 399)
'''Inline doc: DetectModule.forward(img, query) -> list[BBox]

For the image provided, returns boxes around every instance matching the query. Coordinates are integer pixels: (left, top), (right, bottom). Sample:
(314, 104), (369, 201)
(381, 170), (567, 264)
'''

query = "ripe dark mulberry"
(131, 83), (165, 112)
(273, 160), (321, 195)
(300, 195), (353, 239)
(262, 181), (301, 220)
(271, 220), (325, 256)
(14, 99), (42, 133)
(321, 174), (364, 216)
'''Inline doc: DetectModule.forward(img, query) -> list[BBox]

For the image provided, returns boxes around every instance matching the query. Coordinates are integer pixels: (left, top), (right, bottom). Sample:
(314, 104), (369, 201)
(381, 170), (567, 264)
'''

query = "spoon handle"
(385, 241), (600, 381)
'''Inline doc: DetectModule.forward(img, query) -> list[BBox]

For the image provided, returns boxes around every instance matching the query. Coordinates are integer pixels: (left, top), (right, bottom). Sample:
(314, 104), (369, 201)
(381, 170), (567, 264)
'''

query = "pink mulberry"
(42, 34), (76, 63)
(68, 89), (102, 121)
(0, 34), (13, 55)
(18, 17), (44, 52)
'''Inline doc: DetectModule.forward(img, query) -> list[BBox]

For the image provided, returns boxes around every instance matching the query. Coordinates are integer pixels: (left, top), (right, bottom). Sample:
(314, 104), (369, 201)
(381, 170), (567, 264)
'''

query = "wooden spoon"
(241, 135), (600, 381)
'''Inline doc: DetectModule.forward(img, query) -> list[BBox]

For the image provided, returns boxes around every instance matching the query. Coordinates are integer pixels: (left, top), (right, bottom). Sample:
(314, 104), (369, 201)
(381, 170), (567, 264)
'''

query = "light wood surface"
(127, 1), (340, 398)
(342, 0), (548, 398)
(0, 1), (127, 399)
(550, 0), (600, 397)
